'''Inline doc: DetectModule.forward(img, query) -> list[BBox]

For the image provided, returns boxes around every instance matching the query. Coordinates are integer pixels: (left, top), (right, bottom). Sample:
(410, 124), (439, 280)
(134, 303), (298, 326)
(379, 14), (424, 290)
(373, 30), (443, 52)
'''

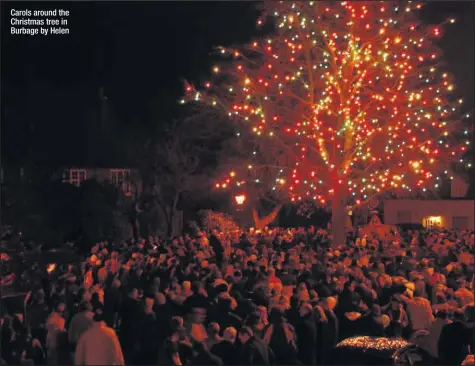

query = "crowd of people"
(1, 223), (474, 365)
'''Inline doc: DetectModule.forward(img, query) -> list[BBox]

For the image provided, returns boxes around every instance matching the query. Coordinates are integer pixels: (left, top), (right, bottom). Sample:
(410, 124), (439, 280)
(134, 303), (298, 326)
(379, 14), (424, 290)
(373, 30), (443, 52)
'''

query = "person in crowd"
(187, 323), (222, 365)
(157, 317), (188, 365)
(418, 310), (451, 360)
(262, 307), (298, 365)
(210, 327), (238, 365)
(205, 322), (222, 350)
(26, 290), (50, 348)
(438, 306), (475, 365)
(237, 326), (271, 365)
(295, 303), (317, 365)
(355, 304), (386, 337)
(384, 294), (409, 337)
(67, 301), (94, 349)
(403, 289), (435, 334)
(118, 287), (140, 364)
(135, 297), (160, 364)
(74, 313), (124, 366)
(45, 307), (66, 365)
(3, 224), (474, 366)
(317, 297), (338, 365)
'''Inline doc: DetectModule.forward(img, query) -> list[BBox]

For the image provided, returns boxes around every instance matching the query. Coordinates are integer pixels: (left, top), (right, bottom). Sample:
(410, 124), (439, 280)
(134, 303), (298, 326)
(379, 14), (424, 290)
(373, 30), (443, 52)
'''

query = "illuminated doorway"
(422, 216), (442, 229)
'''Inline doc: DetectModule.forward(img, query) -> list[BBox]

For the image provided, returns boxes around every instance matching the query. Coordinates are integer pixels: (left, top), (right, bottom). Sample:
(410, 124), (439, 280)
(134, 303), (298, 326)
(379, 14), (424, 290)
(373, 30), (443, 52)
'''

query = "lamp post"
(234, 194), (247, 228)
(234, 194), (246, 207)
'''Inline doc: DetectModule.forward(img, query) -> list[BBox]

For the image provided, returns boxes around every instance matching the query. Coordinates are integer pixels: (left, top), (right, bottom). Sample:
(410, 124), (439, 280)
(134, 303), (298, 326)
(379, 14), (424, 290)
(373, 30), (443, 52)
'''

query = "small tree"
(184, 1), (472, 245)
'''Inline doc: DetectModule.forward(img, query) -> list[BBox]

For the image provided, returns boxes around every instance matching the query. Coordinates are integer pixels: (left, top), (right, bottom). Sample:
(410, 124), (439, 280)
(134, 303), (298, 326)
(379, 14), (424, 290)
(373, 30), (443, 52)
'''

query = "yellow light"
(424, 216), (442, 227)
(213, 66), (220, 73)
(279, 179), (286, 185)
(244, 78), (251, 85)
(230, 171), (236, 177)
(47, 263), (56, 274)
(235, 195), (246, 205)
(412, 161), (420, 168)
(394, 37), (401, 44)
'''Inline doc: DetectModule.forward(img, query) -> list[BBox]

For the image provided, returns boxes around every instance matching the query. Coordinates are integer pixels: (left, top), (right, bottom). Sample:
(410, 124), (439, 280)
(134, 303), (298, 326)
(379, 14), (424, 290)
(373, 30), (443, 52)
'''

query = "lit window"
(69, 169), (87, 186)
(111, 169), (132, 196)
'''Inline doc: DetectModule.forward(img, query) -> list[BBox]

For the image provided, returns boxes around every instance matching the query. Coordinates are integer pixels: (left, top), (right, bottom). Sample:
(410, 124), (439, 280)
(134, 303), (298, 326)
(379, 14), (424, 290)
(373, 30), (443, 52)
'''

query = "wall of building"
(383, 199), (475, 230)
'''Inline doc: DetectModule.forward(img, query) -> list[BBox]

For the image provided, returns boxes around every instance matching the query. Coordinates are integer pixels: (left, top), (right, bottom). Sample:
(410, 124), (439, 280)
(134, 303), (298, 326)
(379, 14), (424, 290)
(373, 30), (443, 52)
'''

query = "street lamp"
(234, 194), (247, 227)
(234, 194), (246, 205)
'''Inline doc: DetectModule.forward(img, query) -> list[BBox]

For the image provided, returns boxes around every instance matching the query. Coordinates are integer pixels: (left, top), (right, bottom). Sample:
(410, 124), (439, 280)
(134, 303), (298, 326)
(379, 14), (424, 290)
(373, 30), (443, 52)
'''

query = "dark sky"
(1, 1), (473, 168)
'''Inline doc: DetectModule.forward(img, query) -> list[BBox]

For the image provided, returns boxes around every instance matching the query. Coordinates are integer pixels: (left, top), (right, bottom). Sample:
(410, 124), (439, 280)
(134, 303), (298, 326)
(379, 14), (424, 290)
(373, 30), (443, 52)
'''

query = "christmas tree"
(184, 1), (472, 246)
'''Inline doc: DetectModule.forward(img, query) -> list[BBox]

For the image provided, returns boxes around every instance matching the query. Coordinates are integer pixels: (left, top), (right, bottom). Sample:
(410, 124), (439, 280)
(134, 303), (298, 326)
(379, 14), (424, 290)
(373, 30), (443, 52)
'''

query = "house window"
(397, 210), (412, 223)
(452, 216), (468, 230)
(69, 169), (87, 186)
(111, 169), (132, 196)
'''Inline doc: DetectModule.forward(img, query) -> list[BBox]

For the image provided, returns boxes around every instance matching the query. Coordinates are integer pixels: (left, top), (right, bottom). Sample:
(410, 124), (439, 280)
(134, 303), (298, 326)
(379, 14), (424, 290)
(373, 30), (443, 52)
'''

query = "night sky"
(1, 1), (474, 171)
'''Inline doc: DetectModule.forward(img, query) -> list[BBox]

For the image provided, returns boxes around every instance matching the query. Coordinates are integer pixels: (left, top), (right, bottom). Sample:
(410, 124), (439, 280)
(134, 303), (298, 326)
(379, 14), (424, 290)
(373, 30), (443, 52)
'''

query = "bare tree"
(141, 115), (234, 236)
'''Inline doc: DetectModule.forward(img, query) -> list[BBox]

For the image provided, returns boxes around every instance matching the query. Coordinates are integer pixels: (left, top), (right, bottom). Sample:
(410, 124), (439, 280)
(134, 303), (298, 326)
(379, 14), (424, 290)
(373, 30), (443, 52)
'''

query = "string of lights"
(183, 1), (472, 209)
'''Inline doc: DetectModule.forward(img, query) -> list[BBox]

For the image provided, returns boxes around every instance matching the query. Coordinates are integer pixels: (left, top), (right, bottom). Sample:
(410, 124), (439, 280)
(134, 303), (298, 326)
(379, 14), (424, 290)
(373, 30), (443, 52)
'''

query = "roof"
(336, 336), (411, 353)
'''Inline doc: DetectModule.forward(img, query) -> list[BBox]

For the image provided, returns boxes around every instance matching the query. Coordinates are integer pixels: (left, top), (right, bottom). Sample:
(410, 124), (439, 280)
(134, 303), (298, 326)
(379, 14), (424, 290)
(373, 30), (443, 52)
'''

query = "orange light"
(235, 195), (246, 205)
(47, 263), (56, 274)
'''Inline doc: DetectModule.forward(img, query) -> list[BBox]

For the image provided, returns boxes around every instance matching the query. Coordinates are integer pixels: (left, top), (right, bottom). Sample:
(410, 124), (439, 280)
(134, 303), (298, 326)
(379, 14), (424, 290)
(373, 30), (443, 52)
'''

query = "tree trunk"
(166, 193), (180, 237)
(331, 191), (347, 247)
(252, 204), (282, 229)
(131, 217), (140, 240)
(167, 213), (174, 237)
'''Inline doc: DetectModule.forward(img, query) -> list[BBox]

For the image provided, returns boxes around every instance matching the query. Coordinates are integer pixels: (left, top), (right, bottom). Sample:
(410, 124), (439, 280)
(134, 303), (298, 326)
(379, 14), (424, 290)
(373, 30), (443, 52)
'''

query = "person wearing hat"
(74, 312), (124, 366)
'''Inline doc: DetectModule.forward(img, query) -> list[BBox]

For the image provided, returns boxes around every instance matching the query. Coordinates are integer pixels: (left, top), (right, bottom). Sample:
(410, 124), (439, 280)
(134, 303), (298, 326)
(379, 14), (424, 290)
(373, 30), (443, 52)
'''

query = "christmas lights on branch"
(182, 1), (471, 223)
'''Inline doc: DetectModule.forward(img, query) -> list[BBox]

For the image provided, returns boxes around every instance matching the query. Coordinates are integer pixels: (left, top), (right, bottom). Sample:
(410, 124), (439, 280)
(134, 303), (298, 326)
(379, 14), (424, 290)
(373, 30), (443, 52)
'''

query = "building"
(62, 167), (142, 198)
(383, 176), (474, 230)
(384, 199), (474, 230)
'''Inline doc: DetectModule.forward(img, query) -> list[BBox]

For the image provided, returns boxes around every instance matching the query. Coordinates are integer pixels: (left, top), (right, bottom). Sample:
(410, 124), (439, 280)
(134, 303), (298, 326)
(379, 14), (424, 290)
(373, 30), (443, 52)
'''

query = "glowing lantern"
(235, 195), (246, 205)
